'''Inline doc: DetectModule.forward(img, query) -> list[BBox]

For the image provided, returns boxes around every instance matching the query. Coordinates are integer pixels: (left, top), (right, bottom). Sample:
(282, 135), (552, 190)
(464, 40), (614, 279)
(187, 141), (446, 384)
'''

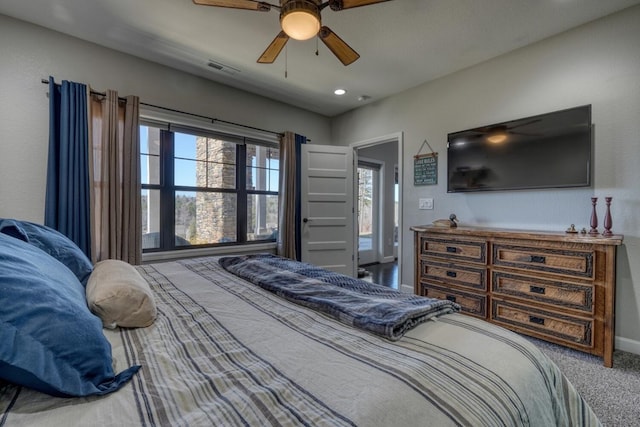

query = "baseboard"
(400, 283), (413, 294)
(615, 336), (640, 355)
(381, 256), (395, 264)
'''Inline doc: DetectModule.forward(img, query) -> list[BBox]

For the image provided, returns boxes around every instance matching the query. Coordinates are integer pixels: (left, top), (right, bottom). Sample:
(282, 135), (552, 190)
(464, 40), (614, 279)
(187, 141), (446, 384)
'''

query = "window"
(140, 123), (279, 252)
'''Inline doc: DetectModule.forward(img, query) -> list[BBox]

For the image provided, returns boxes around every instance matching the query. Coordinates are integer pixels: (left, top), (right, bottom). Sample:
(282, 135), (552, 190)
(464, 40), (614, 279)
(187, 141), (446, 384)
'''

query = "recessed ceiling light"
(334, 88), (347, 96)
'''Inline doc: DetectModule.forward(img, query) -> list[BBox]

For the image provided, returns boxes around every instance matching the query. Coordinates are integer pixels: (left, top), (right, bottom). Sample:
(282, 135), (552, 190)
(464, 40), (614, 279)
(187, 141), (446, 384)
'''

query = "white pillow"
(86, 259), (157, 329)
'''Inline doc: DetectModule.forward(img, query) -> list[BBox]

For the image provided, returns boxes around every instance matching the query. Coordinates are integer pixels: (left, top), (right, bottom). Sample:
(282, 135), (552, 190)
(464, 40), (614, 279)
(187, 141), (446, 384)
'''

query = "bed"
(0, 220), (600, 426)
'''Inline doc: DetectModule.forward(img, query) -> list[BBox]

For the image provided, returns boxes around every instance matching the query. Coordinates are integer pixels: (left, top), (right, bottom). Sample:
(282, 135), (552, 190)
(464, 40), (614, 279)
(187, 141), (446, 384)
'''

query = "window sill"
(142, 242), (277, 264)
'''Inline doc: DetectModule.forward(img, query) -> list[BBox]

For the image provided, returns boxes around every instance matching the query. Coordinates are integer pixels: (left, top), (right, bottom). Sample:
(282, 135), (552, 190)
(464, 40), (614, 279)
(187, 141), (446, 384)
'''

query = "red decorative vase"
(589, 197), (598, 235)
(603, 197), (613, 236)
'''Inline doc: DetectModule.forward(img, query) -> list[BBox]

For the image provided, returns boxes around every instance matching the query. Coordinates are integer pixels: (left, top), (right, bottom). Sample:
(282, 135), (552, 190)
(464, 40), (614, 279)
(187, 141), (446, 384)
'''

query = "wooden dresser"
(411, 225), (623, 367)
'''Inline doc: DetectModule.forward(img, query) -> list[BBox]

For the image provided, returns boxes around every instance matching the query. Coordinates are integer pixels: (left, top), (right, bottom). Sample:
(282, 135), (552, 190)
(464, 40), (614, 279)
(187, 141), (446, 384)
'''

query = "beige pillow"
(86, 259), (157, 329)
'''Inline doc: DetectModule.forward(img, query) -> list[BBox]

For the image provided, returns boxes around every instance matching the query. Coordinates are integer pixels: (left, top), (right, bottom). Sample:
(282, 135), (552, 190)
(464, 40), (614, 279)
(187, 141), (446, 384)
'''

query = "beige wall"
(0, 14), (331, 223)
(331, 6), (640, 352)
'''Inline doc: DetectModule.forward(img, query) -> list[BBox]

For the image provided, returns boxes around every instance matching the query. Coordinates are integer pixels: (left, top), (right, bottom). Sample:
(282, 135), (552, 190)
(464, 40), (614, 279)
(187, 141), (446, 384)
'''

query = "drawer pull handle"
(446, 246), (458, 253)
(529, 316), (545, 325)
(446, 295), (457, 303)
(446, 271), (457, 278)
(530, 286), (546, 294)
(529, 255), (546, 264)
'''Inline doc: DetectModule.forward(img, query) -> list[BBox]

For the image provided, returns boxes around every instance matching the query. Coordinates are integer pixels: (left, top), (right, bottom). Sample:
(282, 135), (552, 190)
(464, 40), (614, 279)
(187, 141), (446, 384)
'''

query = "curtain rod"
(139, 102), (284, 138)
(41, 78), (127, 101)
(41, 78), (285, 138)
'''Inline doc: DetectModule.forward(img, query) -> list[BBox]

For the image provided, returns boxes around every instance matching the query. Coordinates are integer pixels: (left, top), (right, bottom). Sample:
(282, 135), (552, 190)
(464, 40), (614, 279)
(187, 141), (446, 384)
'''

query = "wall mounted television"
(447, 105), (592, 193)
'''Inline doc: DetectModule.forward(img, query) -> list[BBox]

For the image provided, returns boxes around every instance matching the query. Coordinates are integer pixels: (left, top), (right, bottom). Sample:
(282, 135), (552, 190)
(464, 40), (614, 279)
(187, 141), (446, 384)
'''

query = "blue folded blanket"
(219, 254), (460, 340)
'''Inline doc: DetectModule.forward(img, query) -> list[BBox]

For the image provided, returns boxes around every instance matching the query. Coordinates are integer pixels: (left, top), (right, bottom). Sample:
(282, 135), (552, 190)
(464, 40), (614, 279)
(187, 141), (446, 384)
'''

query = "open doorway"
(351, 133), (403, 290)
(357, 160), (381, 266)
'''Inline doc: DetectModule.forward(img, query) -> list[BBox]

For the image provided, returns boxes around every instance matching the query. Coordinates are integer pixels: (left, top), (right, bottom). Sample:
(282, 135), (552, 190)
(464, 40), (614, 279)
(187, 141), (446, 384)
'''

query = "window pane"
(247, 194), (278, 241)
(175, 132), (236, 189)
(140, 126), (160, 185)
(246, 144), (279, 191)
(175, 191), (237, 245)
(174, 192), (196, 246)
(269, 168), (279, 192)
(141, 189), (161, 249)
(174, 157), (197, 186)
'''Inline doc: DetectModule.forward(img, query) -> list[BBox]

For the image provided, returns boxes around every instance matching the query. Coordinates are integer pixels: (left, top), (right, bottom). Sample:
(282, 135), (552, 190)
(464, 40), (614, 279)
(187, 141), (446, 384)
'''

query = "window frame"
(140, 119), (279, 253)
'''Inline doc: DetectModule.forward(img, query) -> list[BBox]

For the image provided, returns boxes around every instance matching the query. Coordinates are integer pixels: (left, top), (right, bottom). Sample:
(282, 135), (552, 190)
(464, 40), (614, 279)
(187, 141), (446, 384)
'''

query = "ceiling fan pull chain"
(316, 36), (319, 56)
(285, 45), (288, 78)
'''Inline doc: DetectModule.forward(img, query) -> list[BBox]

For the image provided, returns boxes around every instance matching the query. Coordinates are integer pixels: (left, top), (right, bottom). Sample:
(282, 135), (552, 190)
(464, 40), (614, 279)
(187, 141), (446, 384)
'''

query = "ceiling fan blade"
(318, 26), (360, 66)
(257, 31), (290, 63)
(192, 0), (272, 11)
(328, 0), (392, 11)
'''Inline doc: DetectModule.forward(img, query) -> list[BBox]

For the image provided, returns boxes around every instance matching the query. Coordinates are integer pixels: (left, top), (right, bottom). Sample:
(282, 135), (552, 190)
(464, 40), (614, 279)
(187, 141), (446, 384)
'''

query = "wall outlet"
(419, 198), (434, 210)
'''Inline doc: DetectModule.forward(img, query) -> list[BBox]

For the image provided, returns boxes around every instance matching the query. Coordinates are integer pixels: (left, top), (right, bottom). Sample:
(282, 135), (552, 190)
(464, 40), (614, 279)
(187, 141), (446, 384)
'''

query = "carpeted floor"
(528, 337), (640, 426)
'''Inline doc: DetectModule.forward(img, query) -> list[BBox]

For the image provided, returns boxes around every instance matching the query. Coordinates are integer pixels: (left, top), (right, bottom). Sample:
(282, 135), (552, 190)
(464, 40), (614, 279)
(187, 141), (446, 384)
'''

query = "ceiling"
(1, 0), (639, 117)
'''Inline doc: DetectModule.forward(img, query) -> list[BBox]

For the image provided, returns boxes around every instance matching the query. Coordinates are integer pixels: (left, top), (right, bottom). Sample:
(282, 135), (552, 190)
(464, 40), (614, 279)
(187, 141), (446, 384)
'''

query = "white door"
(300, 144), (355, 277)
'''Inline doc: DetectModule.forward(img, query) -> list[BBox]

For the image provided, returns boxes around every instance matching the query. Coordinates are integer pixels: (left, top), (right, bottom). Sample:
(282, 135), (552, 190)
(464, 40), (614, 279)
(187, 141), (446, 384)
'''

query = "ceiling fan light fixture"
(280, 1), (321, 41)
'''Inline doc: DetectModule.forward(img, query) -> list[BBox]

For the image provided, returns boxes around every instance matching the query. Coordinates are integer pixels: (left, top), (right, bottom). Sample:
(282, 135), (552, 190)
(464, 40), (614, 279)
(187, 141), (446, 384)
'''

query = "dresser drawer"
(421, 259), (487, 291)
(420, 236), (487, 264)
(491, 299), (593, 347)
(492, 243), (594, 279)
(492, 271), (594, 313)
(422, 283), (487, 318)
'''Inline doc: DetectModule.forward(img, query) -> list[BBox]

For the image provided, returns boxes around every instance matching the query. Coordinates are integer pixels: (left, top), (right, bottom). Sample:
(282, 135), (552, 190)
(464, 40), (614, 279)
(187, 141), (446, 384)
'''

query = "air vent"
(207, 60), (240, 76)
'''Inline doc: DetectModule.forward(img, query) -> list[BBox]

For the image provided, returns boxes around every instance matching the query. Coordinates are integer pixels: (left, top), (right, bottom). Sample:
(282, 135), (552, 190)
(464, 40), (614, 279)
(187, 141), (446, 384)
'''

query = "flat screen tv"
(447, 105), (592, 193)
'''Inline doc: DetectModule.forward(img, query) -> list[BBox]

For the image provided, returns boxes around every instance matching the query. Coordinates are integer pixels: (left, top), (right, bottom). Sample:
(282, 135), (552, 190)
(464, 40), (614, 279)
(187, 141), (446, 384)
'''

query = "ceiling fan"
(192, 0), (392, 66)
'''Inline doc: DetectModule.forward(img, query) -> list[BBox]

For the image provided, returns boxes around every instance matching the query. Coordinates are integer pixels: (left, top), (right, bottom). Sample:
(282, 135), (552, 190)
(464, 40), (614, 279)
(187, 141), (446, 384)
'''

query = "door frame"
(350, 132), (404, 289)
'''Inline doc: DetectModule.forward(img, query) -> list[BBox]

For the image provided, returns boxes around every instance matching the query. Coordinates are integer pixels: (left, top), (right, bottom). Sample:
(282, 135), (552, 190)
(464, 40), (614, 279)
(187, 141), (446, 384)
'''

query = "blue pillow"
(0, 218), (93, 285)
(0, 233), (140, 397)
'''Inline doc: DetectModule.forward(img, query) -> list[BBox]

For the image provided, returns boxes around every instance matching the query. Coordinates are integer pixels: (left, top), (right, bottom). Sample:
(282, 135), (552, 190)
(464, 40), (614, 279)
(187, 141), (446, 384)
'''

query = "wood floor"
(360, 261), (398, 289)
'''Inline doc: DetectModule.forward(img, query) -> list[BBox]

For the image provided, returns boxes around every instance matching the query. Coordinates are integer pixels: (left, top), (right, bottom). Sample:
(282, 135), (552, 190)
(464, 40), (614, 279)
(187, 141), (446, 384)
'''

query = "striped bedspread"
(0, 256), (600, 426)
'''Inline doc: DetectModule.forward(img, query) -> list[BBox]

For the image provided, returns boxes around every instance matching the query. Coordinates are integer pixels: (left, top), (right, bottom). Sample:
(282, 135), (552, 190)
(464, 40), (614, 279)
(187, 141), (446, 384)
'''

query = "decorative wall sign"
(414, 139), (438, 186)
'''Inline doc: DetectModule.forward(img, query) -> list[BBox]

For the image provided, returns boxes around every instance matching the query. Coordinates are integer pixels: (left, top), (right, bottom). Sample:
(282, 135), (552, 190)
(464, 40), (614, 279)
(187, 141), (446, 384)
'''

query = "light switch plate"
(419, 198), (434, 210)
